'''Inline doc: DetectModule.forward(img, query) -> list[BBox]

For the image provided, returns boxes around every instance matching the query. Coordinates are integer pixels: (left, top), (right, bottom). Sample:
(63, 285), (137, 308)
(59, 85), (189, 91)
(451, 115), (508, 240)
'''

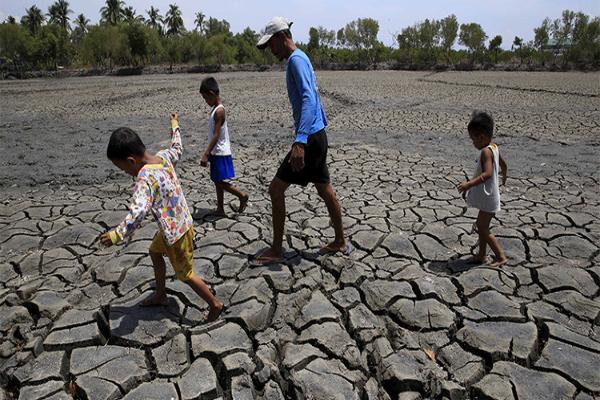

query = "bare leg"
(479, 211), (508, 267)
(214, 182), (226, 215)
(185, 274), (224, 322)
(253, 177), (289, 264)
(315, 182), (346, 253)
(220, 182), (249, 212)
(142, 252), (168, 306)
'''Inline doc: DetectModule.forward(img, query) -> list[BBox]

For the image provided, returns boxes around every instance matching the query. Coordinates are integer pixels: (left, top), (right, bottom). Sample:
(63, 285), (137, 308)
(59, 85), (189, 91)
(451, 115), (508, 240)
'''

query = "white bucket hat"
(256, 17), (293, 49)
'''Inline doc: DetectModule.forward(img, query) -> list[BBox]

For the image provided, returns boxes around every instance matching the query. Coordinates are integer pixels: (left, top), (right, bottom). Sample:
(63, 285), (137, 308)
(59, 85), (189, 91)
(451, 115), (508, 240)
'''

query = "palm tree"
(194, 11), (205, 33)
(100, 0), (124, 25)
(47, 0), (72, 31)
(21, 5), (45, 35)
(122, 6), (144, 24)
(6, 16), (17, 24)
(74, 13), (90, 32)
(146, 6), (163, 32)
(164, 4), (184, 35)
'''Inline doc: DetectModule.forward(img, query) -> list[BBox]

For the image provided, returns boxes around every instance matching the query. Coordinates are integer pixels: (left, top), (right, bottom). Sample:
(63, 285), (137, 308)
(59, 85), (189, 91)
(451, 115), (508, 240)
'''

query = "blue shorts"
(209, 155), (235, 182)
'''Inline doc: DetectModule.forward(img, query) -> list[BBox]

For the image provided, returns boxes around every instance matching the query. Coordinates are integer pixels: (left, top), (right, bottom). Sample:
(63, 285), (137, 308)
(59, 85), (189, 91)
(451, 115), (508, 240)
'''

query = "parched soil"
(0, 71), (599, 399)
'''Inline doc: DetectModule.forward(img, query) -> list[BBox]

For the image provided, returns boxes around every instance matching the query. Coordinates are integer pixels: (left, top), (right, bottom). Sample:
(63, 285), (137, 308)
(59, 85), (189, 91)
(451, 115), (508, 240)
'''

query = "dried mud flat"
(0, 71), (599, 400)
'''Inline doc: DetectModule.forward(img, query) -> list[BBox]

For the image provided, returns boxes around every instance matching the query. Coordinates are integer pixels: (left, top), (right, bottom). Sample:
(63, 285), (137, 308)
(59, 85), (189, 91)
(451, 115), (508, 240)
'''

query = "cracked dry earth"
(0, 71), (599, 400)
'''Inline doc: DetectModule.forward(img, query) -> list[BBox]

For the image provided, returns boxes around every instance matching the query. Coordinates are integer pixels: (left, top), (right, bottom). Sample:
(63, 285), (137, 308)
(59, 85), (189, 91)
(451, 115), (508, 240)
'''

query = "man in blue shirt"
(253, 17), (352, 265)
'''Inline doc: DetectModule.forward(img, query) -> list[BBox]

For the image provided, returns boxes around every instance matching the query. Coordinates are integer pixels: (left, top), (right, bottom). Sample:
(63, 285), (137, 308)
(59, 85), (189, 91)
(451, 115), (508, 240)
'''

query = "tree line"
(0, 1), (598, 75)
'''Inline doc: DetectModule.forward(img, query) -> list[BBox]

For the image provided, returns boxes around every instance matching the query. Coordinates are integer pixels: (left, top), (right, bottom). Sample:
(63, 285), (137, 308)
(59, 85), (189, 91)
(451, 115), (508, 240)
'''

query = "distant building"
(542, 38), (573, 56)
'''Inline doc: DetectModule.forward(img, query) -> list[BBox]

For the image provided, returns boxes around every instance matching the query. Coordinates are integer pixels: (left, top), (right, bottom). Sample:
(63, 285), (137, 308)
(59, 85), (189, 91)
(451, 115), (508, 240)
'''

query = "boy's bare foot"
(206, 302), (225, 322)
(488, 257), (508, 267)
(140, 293), (168, 307)
(319, 242), (354, 256)
(209, 209), (227, 217)
(238, 195), (249, 213)
(251, 248), (284, 266)
(465, 256), (488, 264)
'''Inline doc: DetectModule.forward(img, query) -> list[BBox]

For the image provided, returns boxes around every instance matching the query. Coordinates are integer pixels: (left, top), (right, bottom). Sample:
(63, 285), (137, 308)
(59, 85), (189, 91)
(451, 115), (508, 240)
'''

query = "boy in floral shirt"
(100, 113), (224, 321)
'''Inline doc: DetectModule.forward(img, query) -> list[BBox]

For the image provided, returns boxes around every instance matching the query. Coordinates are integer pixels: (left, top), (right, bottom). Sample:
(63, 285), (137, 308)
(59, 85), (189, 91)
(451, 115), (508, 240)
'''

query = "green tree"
(397, 25), (419, 63)
(71, 14), (90, 46)
(194, 12), (205, 33)
(204, 17), (231, 38)
(80, 24), (128, 68)
(488, 35), (502, 63)
(47, 0), (72, 31)
(164, 4), (184, 35)
(146, 7), (163, 34)
(534, 17), (551, 62)
(439, 14), (458, 63)
(0, 23), (33, 74)
(512, 36), (523, 63)
(100, 0), (124, 26)
(459, 22), (487, 62)
(21, 5), (45, 35)
(342, 17), (380, 64)
(417, 18), (440, 63)
(122, 6), (144, 24)
(6, 16), (17, 24)
(233, 27), (262, 63)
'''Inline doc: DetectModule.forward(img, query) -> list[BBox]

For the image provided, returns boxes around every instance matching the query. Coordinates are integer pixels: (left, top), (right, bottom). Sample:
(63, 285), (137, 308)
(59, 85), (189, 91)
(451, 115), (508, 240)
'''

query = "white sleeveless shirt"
(207, 104), (231, 156)
(466, 143), (501, 213)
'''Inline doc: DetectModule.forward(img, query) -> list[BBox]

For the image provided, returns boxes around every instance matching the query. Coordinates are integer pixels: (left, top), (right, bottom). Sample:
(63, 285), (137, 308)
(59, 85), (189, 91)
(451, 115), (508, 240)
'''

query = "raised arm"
(160, 113), (183, 167)
(101, 176), (153, 246)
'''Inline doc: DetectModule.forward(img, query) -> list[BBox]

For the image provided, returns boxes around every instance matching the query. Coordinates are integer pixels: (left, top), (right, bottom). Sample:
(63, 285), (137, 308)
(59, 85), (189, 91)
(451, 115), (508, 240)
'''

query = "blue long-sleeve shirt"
(286, 49), (327, 144)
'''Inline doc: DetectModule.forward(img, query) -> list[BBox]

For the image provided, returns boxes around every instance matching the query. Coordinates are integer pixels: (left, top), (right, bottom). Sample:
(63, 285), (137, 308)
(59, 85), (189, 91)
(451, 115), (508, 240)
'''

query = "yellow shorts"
(149, 228), (195, 281)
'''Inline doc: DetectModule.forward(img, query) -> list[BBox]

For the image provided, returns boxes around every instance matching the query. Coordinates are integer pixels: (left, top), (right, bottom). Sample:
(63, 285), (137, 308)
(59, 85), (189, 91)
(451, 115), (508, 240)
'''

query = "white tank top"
(207, 104), (231, 156)
(466, 143), (501, 213)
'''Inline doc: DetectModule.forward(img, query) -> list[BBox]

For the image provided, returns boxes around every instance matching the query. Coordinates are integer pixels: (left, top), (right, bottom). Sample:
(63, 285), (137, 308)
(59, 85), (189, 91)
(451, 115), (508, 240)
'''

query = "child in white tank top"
(458, 111), (508, 267)
(199, 77), (248, 216)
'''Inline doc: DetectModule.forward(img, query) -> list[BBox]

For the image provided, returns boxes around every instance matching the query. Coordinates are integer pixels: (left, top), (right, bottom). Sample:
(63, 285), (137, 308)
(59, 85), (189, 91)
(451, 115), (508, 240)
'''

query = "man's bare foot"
(206, 302), (225, 322)
(251, 248), (284, 266)
(237, 194), (249, 213)
(465, 256), (488, 264)
(488, 257), (508, 267)
(319, 242), (354, 256)
(140, 292), (168, 307)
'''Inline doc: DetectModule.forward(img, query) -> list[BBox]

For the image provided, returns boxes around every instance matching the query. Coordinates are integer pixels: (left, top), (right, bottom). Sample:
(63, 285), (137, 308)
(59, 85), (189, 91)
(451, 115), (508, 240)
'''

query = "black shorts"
(276, 130), (330, 187)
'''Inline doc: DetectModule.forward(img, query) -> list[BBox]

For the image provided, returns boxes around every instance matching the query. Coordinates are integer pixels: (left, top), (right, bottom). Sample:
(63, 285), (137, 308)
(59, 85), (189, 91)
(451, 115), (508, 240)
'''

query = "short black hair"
(107, 127), (146, 160)
(468, 111), (494, 136)
(200, 77), (219, 95)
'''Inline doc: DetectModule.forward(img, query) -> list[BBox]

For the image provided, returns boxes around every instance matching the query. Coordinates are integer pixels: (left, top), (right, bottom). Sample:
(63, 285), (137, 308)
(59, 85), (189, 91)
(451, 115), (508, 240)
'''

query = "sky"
(1, 0), (599, 49)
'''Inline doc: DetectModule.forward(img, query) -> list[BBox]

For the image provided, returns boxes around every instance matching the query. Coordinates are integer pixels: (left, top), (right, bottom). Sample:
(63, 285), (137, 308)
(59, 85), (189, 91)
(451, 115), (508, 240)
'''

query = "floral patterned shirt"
(108, 122), (193, 246)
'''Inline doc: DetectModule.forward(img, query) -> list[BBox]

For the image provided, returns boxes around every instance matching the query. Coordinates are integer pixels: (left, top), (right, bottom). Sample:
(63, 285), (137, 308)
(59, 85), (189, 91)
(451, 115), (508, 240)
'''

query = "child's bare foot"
(319, 241), (354, 256)
(140, 292), (168, 307)
(251, 248), (284, 266)
(465, 256), (488, 264)
(206, 302), (225, 322)
(488, 257), (508, 267)
(209, 209), (227, 217)
(237, 194), (249, 213)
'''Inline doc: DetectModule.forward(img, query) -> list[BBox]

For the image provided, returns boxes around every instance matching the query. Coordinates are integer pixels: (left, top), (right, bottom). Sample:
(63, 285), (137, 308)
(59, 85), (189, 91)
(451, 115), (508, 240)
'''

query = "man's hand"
(289, 143), (305, 172)
(99, 232), (114, 247)
(457, 180), (470, 194)
(200, 152), (209, 167)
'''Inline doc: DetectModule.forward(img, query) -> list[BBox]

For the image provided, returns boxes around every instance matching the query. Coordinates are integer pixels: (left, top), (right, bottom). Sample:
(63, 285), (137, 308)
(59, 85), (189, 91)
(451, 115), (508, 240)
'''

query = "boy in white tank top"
(458, 111), (508, 267)
(199, 77), (249, 217)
